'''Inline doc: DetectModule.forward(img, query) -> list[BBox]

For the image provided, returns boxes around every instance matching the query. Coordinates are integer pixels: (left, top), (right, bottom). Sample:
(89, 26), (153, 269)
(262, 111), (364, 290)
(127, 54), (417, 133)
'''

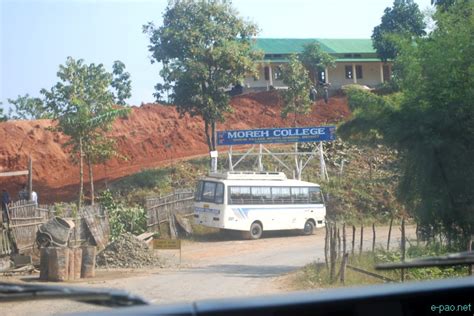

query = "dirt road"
(0, 225), (415, 315)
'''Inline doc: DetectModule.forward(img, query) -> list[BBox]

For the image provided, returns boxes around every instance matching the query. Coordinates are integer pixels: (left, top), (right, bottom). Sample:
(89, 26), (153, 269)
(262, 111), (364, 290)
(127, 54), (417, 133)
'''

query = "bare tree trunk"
(359, 224), (364, 255)
(78, 137), (84, 210)
(204, 120), (212, 152)
(87, 156), (94, 206)
(211, 121), (216, 151)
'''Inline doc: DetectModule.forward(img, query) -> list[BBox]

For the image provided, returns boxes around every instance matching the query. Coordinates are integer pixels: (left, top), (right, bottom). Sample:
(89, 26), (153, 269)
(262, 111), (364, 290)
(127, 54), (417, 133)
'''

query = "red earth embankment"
(0, 91), (350, 203)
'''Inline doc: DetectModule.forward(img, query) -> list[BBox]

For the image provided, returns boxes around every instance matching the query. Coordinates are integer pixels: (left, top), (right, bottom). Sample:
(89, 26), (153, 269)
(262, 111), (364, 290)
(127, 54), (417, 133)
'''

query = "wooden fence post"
(351, 225), (356, 256)
(28, 156), (33, 201)
(337, 227), (341, 259)
(401, 218), (406, 282)
(324, 220), (329, 269)
(359, 224), (364, 255)
(342, 223), (346, 256)
(387, 217), (393, 251)
(372, 223), (376, 252)
(330, 224), (337, 283)
(340, 253), (349, 285)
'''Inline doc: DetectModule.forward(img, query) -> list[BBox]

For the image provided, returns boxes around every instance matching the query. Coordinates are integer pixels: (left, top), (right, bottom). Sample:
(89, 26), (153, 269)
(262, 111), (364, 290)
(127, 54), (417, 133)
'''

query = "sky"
(0, 0), (432, 109)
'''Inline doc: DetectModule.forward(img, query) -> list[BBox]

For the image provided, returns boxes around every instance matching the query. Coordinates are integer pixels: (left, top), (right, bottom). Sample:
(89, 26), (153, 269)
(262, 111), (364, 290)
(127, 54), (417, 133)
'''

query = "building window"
(274, 66), (283, 80)
(345, 65), (353, 79)
(356, 65), (363, 79)
(264, 66), (270, 81)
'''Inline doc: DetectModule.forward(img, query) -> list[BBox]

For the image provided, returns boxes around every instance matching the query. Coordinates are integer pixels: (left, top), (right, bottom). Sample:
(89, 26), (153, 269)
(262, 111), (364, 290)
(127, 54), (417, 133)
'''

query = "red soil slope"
(0, 91), (350, 203)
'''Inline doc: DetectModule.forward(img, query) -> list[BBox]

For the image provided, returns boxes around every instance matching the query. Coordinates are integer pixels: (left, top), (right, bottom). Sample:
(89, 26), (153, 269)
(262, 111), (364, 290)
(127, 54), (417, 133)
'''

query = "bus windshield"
(195, 181), (224, 204)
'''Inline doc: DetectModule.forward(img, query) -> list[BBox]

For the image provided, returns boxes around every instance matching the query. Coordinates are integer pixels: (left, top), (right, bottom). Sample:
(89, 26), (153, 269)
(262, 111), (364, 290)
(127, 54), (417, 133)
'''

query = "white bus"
(194, 171), (326, 239)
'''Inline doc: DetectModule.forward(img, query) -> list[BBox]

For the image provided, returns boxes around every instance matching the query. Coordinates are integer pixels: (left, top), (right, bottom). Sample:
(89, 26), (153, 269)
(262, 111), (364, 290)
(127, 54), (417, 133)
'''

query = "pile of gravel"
(96, 232), (161, 268)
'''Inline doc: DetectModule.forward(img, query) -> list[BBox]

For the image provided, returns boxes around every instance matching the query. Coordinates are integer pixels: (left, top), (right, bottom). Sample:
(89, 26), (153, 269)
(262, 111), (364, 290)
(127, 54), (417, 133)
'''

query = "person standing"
(2, 189), (10, 222)
(323, 83), (330, 104)
(18, 186), (27, 201)
(31, 190), (38, 206)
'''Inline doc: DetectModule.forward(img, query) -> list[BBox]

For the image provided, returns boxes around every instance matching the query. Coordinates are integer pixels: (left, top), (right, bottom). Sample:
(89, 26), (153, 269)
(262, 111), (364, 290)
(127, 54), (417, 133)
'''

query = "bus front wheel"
(303, 220), (315, 235)
(245, 222), (263, 240)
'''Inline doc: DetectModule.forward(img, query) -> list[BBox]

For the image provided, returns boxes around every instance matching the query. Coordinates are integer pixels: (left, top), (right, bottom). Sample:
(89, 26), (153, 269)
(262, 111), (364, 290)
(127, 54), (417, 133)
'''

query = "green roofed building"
(242, 38), (391, 92)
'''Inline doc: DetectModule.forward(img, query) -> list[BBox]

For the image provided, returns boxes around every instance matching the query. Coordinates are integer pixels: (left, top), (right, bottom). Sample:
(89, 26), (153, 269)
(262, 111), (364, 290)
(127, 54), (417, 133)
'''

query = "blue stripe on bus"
(231, 206), (321, 219)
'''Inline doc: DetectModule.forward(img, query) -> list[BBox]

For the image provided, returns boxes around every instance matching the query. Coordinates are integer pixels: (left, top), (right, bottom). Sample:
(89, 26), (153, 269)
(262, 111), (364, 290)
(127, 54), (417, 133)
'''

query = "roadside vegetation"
(292, 0), (473, 289)
(341, 0), (473, 243)
(291, 242), (469, 290)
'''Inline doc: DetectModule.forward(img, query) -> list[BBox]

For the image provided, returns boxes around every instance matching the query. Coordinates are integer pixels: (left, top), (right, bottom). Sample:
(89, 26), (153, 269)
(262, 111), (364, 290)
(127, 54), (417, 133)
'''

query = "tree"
(280, 54), (313, 181)
(341, 1), (474, 241)
(431, 0), (456, 11)
(143, 0), (261, 152)
(111, 60), (132, 105)
(280, 54), (313, 122)
(41, 57), (130, 208)
(300, 42), (336, 85)
(7, 94), (51, 120)
(371, 0), (426, 61)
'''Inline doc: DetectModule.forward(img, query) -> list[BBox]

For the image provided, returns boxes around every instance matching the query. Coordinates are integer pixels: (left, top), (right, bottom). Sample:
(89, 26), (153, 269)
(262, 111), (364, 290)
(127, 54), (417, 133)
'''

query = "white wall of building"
(328, 62), (384, 89)
(244, 61), (387, 91)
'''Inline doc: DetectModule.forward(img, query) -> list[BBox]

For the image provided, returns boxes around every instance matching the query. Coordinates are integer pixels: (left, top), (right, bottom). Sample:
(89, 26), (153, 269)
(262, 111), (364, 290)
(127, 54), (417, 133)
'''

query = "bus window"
(251, 187), (271, 204)
(229, 186), (251, 204)
(215, 183), (224, 204)
(309, 187), (323, 204)
(272, 187), (291, 204)
(291, 187), (309, 204)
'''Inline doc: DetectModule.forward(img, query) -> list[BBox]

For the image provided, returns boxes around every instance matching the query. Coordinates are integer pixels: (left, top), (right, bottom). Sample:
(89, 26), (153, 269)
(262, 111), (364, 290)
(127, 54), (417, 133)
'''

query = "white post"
(380, 63), (384, 83)
(210, 151), (218, 173)
(268, 64), (273, 87)
(325, 67), (329, 84)
(352, 64), (357, 84)
(258, 144), (263, 171)
(228, 146), (233, 171)
(298, 159), (303, 181)
(294, 142), (299, 180)
(319, 142), (325, 180)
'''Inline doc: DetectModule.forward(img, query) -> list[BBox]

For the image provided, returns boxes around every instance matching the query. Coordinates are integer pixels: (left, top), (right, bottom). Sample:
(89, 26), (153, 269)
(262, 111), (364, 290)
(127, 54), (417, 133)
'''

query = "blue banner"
(217, 126), (336, 146)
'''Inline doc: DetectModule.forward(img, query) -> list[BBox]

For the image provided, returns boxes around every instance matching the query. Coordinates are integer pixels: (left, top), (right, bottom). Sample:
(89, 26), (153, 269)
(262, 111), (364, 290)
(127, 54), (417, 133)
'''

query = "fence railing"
(8, 200), (51, 252)
(0, 228), (12, 256)
(146, 189), (195, 237)
(1, 201), (110, 257)
(324, 218), (411, 284)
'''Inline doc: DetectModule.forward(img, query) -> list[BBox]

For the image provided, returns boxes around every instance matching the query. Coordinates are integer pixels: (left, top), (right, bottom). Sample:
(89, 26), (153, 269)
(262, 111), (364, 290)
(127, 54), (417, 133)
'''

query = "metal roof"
(253, 38), (376, 54)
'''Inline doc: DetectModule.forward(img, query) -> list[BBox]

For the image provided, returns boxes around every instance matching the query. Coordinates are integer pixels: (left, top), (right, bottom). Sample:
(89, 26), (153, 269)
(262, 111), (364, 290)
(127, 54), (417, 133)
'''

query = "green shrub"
(99, 190), (147, 240)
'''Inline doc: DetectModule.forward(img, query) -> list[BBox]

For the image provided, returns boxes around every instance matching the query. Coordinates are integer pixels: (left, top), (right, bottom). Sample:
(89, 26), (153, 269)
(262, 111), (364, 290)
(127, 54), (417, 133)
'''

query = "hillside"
(0, 91), (350, 203)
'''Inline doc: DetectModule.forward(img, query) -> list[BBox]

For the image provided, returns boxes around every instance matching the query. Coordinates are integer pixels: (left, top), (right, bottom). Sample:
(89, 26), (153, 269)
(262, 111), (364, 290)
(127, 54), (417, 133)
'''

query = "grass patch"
(291, 243), (469, 290)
